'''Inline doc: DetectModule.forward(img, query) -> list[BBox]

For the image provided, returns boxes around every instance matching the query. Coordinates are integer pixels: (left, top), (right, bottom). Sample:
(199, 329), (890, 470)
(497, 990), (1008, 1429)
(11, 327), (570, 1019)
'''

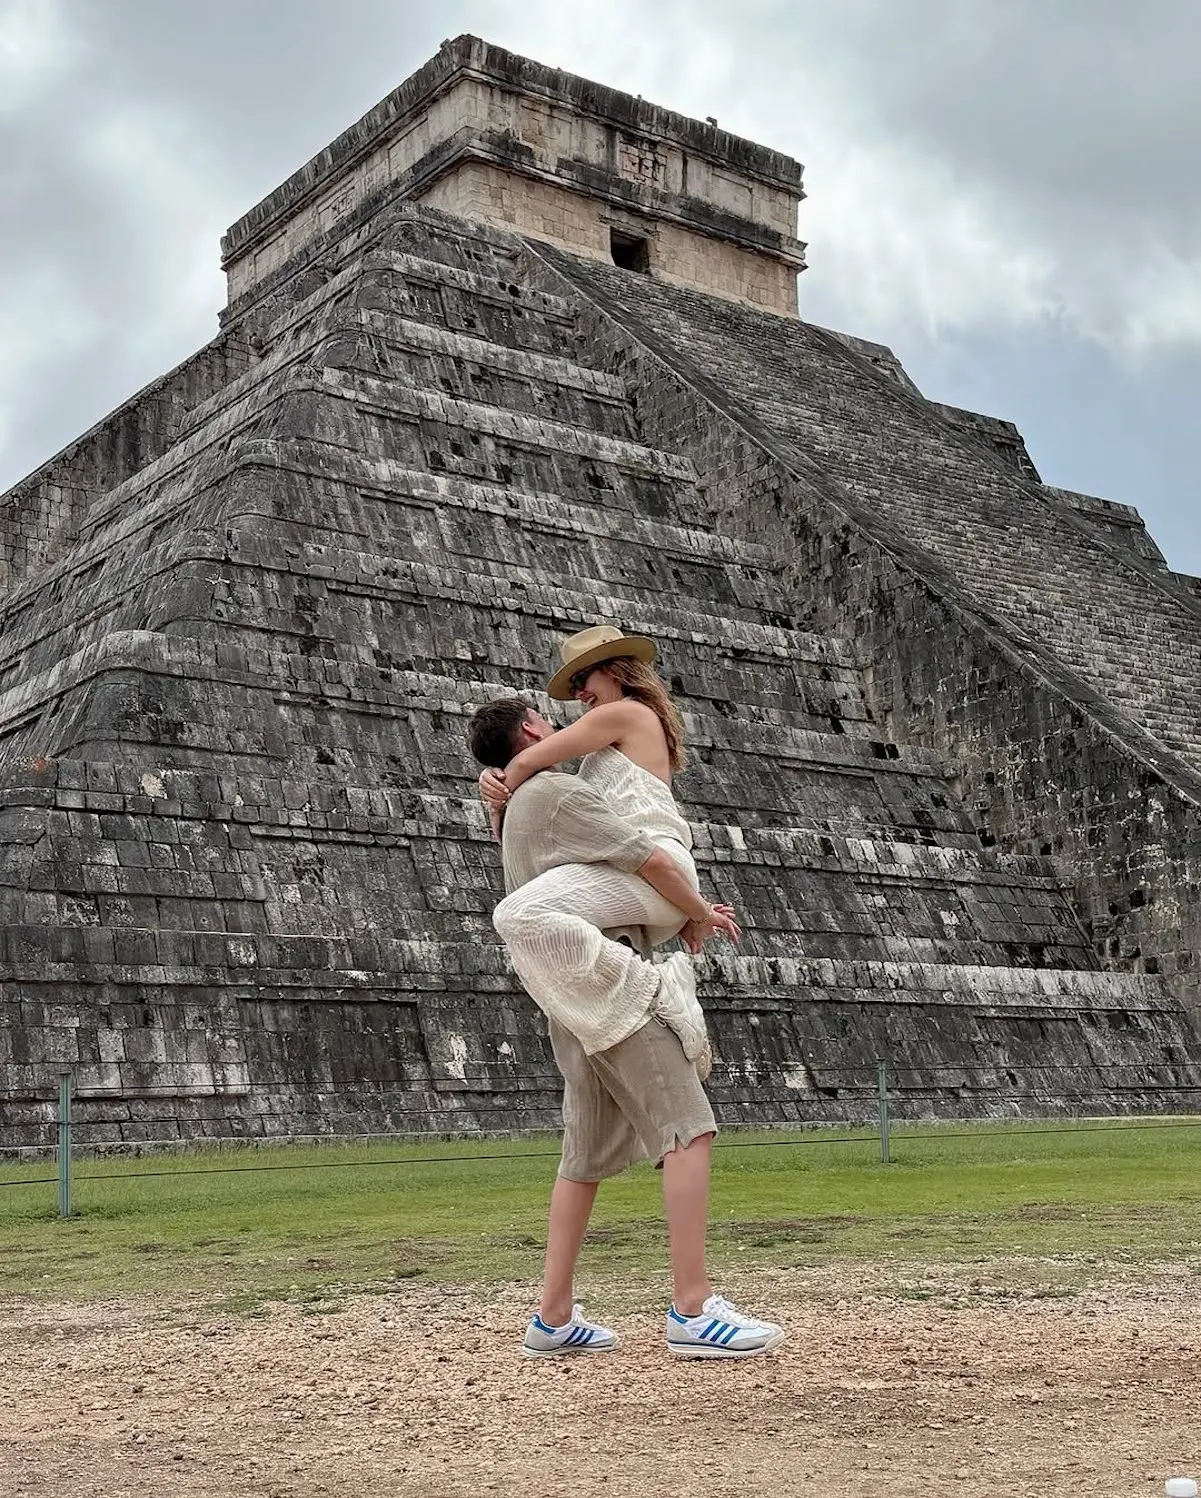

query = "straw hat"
(546, 624), (657, 700)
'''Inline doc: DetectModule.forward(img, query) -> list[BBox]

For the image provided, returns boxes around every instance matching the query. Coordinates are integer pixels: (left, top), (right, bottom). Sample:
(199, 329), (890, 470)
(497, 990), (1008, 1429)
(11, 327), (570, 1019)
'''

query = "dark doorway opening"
(610, 230), (651, 272)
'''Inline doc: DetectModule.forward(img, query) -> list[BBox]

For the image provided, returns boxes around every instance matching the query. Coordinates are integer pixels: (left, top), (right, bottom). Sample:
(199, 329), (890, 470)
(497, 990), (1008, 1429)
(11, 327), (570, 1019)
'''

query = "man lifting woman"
(467, 624), (785, 1360)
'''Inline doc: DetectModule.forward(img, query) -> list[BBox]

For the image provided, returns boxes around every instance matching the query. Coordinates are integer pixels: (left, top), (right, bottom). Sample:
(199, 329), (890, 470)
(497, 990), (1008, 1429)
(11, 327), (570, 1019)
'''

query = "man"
(467, 696), (785, 1360)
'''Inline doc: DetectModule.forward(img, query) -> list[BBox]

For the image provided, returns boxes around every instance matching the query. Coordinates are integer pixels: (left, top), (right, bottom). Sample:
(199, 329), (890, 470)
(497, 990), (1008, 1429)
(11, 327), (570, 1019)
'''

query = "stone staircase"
(536, 249), (1201, 776)
(2, 205), (1200, 1148)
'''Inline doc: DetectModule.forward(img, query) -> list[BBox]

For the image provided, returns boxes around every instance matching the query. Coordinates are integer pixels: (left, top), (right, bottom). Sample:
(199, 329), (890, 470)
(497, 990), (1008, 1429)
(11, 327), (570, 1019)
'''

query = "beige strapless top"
(577, 747), (693, 851)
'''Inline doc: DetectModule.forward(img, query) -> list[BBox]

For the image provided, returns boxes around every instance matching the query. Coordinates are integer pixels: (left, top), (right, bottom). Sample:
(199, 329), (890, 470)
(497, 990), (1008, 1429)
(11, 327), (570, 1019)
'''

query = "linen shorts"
(549, 1014), (717, 1182)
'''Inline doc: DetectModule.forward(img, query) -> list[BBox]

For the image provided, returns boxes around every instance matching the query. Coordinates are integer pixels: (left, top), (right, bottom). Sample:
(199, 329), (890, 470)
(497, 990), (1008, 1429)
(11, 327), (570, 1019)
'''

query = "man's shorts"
(549, 1014), (718, 1182)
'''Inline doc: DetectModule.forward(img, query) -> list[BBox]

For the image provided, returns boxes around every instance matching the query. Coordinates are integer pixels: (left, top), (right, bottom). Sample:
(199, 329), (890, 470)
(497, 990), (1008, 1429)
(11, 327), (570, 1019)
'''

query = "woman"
(483, 625), (739, 1079)
(481, 625), (736, 953)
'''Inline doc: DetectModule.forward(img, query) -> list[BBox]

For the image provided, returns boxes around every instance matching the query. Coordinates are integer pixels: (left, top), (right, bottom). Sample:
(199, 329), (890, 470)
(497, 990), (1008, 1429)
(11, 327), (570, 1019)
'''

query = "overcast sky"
(3, 0), (1199, 573)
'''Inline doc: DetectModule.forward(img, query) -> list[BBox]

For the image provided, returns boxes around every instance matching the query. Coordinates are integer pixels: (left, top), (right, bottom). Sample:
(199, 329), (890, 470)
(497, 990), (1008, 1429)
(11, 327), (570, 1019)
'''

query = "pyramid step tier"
(0, 624), (881, 742)
(180, 270), (637, 459)
(232, 232), (572, 365)
(0, 932), (1168, 1007)
(263, 246), (579, 350)
(209, 513), (806, 643)
(3, 820), (1090, 971)
(197, 560), (874, 729)
(204, 536), (837, 657)
(0, 546), (854, 712)
(189, 272), (630, 446)
(241, 205), (531, 320)
(1, 759), (1028, 866)
(312, 363), (696, 476)
(74, 366), (704, 548)
(0, 752), (1097, 972)
(0, 633), (958, 797)
(0, 455), (789, 690)
(5, 933), (1192, 1113)
(0, 594), (872, 754)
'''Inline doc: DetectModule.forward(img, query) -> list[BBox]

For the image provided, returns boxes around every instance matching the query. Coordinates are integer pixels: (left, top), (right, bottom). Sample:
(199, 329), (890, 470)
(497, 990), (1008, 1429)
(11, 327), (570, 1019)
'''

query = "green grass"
(2, 1120), (1200, 1309)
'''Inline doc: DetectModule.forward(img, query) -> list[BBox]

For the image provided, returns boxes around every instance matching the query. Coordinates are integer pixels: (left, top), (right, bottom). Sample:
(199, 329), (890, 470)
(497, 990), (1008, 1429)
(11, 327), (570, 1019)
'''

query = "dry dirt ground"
(1, 1260), (1199, 1498)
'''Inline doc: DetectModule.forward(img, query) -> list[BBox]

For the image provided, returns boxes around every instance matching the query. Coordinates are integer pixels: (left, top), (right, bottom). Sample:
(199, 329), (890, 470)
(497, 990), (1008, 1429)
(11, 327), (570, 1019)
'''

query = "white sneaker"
(666, 1294), (785, 1359)
(522, 1303), (618, 1358)
(654, 952), (713, 1081)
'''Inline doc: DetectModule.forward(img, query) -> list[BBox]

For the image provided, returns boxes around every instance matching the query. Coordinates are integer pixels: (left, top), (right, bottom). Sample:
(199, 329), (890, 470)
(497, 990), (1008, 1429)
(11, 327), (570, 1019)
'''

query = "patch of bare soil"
(1, 1260), (1199, 1498)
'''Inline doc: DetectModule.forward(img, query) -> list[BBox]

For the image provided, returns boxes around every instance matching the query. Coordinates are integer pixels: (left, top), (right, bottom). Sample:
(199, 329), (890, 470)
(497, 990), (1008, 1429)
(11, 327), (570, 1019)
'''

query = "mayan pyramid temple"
(3, 36), (1201, 1150)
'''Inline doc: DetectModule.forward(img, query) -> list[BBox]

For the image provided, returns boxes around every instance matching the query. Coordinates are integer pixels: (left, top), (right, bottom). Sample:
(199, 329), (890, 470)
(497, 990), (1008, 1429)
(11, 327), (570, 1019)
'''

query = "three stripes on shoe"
(535, 1316), (600, 1347)
(668, 1307), (743, 1347)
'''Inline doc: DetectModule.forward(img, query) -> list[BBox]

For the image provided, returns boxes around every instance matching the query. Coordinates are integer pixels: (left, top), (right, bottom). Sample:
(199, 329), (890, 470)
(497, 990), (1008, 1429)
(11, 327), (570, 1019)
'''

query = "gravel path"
(1, 1260), (1198, 1497)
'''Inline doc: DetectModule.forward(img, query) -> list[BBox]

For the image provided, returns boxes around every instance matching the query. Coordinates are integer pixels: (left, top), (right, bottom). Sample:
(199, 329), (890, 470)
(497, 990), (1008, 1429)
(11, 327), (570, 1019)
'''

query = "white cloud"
(0, 0), (72, 114)
(793, 109), (1201, 362)
(78, 103), (232, 359)
(762, 89), (1063, 344)
(2, 0), (1199, 505)
(0, 83), (235, 485)
(1067, 236), (1201, 361)
(0, 264), (101, 458)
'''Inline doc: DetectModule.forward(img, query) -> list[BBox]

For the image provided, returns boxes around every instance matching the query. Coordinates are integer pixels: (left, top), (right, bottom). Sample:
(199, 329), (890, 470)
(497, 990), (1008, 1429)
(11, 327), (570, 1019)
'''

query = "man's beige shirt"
(501, 771), (656, 894)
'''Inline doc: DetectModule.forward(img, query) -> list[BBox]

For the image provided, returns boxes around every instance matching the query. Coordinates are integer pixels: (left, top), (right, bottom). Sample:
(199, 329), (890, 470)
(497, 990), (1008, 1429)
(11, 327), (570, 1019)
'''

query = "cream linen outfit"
(493, 759), (714, 1180)
(494, 748), (701, 1054)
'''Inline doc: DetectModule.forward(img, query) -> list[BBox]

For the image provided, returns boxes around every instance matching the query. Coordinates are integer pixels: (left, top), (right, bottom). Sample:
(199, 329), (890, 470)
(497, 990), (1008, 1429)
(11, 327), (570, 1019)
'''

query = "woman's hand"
(679, 903), (742, 953)
(478, 769), (508, 843)
(479, 768), (509, 811)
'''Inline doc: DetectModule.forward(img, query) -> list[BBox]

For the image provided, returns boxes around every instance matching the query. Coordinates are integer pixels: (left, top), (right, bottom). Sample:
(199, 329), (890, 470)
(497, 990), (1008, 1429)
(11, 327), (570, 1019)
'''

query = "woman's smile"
(571, 667), (622, 710)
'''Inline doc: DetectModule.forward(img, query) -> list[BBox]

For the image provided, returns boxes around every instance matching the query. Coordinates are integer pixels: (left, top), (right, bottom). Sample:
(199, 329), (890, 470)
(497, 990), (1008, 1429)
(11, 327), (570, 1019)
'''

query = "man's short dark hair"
(467, 697), (534, 768)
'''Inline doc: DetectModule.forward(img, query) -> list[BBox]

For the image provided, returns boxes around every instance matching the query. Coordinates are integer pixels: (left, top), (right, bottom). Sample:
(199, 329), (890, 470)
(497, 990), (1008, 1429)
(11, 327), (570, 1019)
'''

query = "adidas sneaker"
(666, 1294), (785, 1359)
(522, 1304), (618, 1358)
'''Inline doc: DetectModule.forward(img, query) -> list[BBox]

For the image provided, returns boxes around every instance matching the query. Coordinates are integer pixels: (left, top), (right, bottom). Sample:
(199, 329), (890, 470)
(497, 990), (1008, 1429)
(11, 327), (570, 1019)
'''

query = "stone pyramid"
(2, 37), (1199, 1150)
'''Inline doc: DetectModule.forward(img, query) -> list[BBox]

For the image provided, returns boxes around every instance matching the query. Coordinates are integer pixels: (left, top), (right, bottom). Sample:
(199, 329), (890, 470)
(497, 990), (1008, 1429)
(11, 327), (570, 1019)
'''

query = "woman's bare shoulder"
(619, 699), (662, 726)
(589, 698), (655, 727)
(621, 700), (671, 751)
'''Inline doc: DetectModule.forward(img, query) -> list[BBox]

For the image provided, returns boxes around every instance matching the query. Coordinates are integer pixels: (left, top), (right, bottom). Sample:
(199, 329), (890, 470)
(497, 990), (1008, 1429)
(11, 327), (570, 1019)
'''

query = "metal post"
(876, 1059), (891, 1165)
(57, 1072), (73, 1218)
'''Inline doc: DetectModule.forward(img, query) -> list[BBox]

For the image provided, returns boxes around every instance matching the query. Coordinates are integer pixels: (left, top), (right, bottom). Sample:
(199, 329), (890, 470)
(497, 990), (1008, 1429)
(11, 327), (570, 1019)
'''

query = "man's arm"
(501, 700), (644, 793)
(636, 847), (742, 951)
(547, 785), (741, 948)
(635, 846), (711, 925)
(478, 768), (508, 841)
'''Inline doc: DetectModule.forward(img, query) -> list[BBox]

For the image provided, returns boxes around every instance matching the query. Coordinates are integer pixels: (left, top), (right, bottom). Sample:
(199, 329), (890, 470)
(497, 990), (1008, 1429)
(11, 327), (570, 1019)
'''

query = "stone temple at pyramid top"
(220, 34), (807, 315)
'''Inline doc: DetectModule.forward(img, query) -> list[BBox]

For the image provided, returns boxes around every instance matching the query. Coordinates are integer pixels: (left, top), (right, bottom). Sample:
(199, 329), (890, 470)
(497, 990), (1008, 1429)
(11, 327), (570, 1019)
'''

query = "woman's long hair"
(600, 656), (687, 773)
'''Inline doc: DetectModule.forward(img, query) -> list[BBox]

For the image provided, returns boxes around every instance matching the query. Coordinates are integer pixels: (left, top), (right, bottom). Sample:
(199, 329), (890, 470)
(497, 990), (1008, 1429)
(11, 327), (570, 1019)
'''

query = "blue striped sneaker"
(666, 1294), (785, 1358)
(522, 1304), (618, 1358)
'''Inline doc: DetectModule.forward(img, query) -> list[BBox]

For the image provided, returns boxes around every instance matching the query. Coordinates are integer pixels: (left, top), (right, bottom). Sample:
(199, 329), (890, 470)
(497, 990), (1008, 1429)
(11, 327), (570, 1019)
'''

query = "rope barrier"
(4, 1115), (1201, 1191)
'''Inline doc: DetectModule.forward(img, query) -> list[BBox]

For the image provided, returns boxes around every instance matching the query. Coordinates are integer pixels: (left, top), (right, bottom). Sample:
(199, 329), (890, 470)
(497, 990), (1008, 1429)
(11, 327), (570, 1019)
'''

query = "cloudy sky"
(3, 0), (1199, 573)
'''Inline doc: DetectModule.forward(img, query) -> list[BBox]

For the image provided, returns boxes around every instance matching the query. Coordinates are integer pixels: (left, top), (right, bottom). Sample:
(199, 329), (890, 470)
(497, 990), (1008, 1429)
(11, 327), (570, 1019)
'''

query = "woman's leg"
(493, 856), (695, 1053)
(589, 1018), (718, 1316)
